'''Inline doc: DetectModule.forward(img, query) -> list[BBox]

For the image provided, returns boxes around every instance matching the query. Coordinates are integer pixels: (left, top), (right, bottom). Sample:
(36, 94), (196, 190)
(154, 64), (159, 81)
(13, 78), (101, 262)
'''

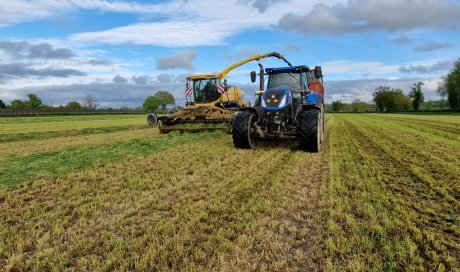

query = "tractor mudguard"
(301, 104), (321, 111)
(306, 92), (323, 107)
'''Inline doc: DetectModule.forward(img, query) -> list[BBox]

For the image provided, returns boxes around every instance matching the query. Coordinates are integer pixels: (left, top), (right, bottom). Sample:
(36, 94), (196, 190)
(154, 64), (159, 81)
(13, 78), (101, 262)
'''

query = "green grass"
(0, 125), (147, 143)
(0, 114), (146, 135)
(0, 130), (225, 186)
(325, 113), (459, 271)
(0, 114), (146, 124)
(0, 113), (458, 271)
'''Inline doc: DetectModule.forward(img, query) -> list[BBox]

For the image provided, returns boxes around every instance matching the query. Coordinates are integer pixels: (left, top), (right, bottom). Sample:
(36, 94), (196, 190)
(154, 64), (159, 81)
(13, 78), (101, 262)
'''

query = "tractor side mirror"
(223, 79), (228, 87)
(250, 71), (257, 83)
(186, 82), (189, 88)
(314, 66), (322, 79)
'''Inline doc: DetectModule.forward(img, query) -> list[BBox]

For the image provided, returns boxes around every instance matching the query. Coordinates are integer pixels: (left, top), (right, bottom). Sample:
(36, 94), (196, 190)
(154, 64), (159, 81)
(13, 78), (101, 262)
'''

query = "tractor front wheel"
(232, 111), (256, 149)
(297, 109), (321, 152)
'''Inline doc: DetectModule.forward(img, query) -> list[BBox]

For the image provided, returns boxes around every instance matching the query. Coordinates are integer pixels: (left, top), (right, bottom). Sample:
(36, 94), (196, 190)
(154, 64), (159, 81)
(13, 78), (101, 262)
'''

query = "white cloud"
(278, 0), (460, 35)
(399, 60), (453, 74)
(71, 21), (235, 47)
(0, 0), (342, 47)
(0, 1), (70, 27)
(320, 60), (400, 77)
(415, 42), (453, 52)
(224, 47), (262, 61)
(68, 0), (339, 46)
(156, 50), (198, 70)
(0, 0), (179, 27)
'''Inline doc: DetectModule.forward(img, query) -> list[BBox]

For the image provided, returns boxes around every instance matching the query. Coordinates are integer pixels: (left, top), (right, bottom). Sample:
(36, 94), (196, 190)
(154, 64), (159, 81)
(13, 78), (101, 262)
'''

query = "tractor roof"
(265, 65), (309, 73)
(186, 73), (220, 81)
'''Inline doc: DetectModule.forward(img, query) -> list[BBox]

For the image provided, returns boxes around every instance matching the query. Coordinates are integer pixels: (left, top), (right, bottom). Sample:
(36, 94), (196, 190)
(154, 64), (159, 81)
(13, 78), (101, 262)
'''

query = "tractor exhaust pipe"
(258, 63), (264, 92)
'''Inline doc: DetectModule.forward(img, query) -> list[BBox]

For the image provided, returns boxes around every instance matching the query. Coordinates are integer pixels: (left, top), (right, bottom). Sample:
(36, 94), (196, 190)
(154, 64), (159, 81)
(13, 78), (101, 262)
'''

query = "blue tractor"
(232, 64), (325, 152)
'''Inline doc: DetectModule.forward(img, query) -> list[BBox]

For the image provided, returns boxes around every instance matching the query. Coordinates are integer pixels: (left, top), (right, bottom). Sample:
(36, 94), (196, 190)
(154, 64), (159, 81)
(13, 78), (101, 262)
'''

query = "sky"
(0, 0), (459, 108)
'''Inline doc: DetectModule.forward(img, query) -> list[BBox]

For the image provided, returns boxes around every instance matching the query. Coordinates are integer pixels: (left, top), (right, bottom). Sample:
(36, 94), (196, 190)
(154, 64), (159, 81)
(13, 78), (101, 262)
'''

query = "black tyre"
(147, 113), (158, 126)
(232, 111), (256, 149)
(297, 109), (321, 152)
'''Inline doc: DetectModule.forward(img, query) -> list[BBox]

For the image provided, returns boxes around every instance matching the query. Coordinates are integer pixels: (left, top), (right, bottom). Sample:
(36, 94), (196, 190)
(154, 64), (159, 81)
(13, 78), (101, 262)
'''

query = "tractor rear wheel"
(297, 109), (321, 152)
(232, 111), (256, 149)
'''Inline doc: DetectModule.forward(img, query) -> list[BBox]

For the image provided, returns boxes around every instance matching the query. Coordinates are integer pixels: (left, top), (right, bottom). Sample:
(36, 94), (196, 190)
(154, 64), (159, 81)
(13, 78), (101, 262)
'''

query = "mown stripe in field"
(0, 125), (147, 143)
(0, 114), (145, 124)
(373, 115), (460, 143)
(0, 127), (157, 159)
(346, 115), (459, 193)
(0, 116), (146, 135)
(0, 131), (225, 186)
(325, 114), (459, 271)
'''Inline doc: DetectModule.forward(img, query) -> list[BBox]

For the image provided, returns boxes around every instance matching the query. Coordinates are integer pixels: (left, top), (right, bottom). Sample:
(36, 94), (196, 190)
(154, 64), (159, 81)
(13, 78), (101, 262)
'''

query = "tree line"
(0, 90), (177, 113)
(330, 58), (460, 112)
(0, 94), (100, 110)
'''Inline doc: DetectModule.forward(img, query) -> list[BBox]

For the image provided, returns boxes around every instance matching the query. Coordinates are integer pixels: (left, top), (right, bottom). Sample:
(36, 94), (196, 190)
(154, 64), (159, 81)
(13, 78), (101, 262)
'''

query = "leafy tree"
(25, 93), (43, 109)
(143, 96), (161, 112)
(373, 86), (390, 112)
(409, 81), (424, 110)
(438, 59), (460, 109)
(373, 86), (410, 112)
(10, 99), (26, 109)
(332, 100), (345, 112)
(154, 91), (175, 112)
(392, 89), (411, 111)
(0, 99), (6, 109)
(82, 95), (99, 109)
(437, 77), (447, 99)
(351, 99), (366, 112)
(66, 101), (83, 110)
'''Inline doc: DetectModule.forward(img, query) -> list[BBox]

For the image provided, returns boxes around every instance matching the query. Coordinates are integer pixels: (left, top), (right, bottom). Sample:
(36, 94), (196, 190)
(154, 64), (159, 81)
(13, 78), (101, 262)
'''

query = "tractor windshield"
(193, 78), (222, 103)
(268, 72), (301, 93)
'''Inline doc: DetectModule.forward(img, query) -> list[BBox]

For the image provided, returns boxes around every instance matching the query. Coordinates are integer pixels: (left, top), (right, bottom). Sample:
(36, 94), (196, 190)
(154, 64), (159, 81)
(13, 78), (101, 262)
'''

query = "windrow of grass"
(374, 114), (460, 143)
(0, 127), (157, 158)
(0, 131), (225, 186)
(325, 114), (459, 271)
(0, 129), (330, 271)
(0, 115), (146, 135)
(0, 125), (146, 143)
(0, 114), (145, 124)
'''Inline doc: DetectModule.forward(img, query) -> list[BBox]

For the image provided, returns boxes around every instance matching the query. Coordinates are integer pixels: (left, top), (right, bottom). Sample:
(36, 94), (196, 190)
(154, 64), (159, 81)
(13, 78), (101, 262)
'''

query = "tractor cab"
(191, 78), (222, 103)
(260, 66), (309, 110)
(186, 74), (223, 104)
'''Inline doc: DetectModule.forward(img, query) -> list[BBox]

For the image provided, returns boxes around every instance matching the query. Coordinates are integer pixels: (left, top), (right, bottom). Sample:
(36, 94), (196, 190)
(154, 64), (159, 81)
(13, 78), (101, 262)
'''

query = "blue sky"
(0, 0), (459, 107)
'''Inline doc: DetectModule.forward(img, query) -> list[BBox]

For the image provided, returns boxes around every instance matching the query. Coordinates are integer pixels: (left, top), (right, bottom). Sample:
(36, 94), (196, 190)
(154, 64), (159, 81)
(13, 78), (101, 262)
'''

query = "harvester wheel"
(147, 113), (158, 126)
(232, 111), (256, 149)
(297, 109), (321, 152)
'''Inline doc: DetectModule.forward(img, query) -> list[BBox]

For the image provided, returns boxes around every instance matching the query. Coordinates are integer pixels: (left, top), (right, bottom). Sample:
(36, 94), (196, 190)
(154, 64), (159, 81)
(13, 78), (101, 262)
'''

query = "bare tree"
(82, 95), (99, 110)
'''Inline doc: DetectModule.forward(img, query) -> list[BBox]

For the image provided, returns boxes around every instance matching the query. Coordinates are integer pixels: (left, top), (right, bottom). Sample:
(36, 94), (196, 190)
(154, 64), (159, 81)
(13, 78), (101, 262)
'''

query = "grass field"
(0, 113), (458, 271)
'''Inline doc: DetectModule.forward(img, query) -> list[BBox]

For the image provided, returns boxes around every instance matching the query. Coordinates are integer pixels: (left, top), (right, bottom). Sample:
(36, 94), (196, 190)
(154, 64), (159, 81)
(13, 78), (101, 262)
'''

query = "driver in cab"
(203, 81), (215, 93)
